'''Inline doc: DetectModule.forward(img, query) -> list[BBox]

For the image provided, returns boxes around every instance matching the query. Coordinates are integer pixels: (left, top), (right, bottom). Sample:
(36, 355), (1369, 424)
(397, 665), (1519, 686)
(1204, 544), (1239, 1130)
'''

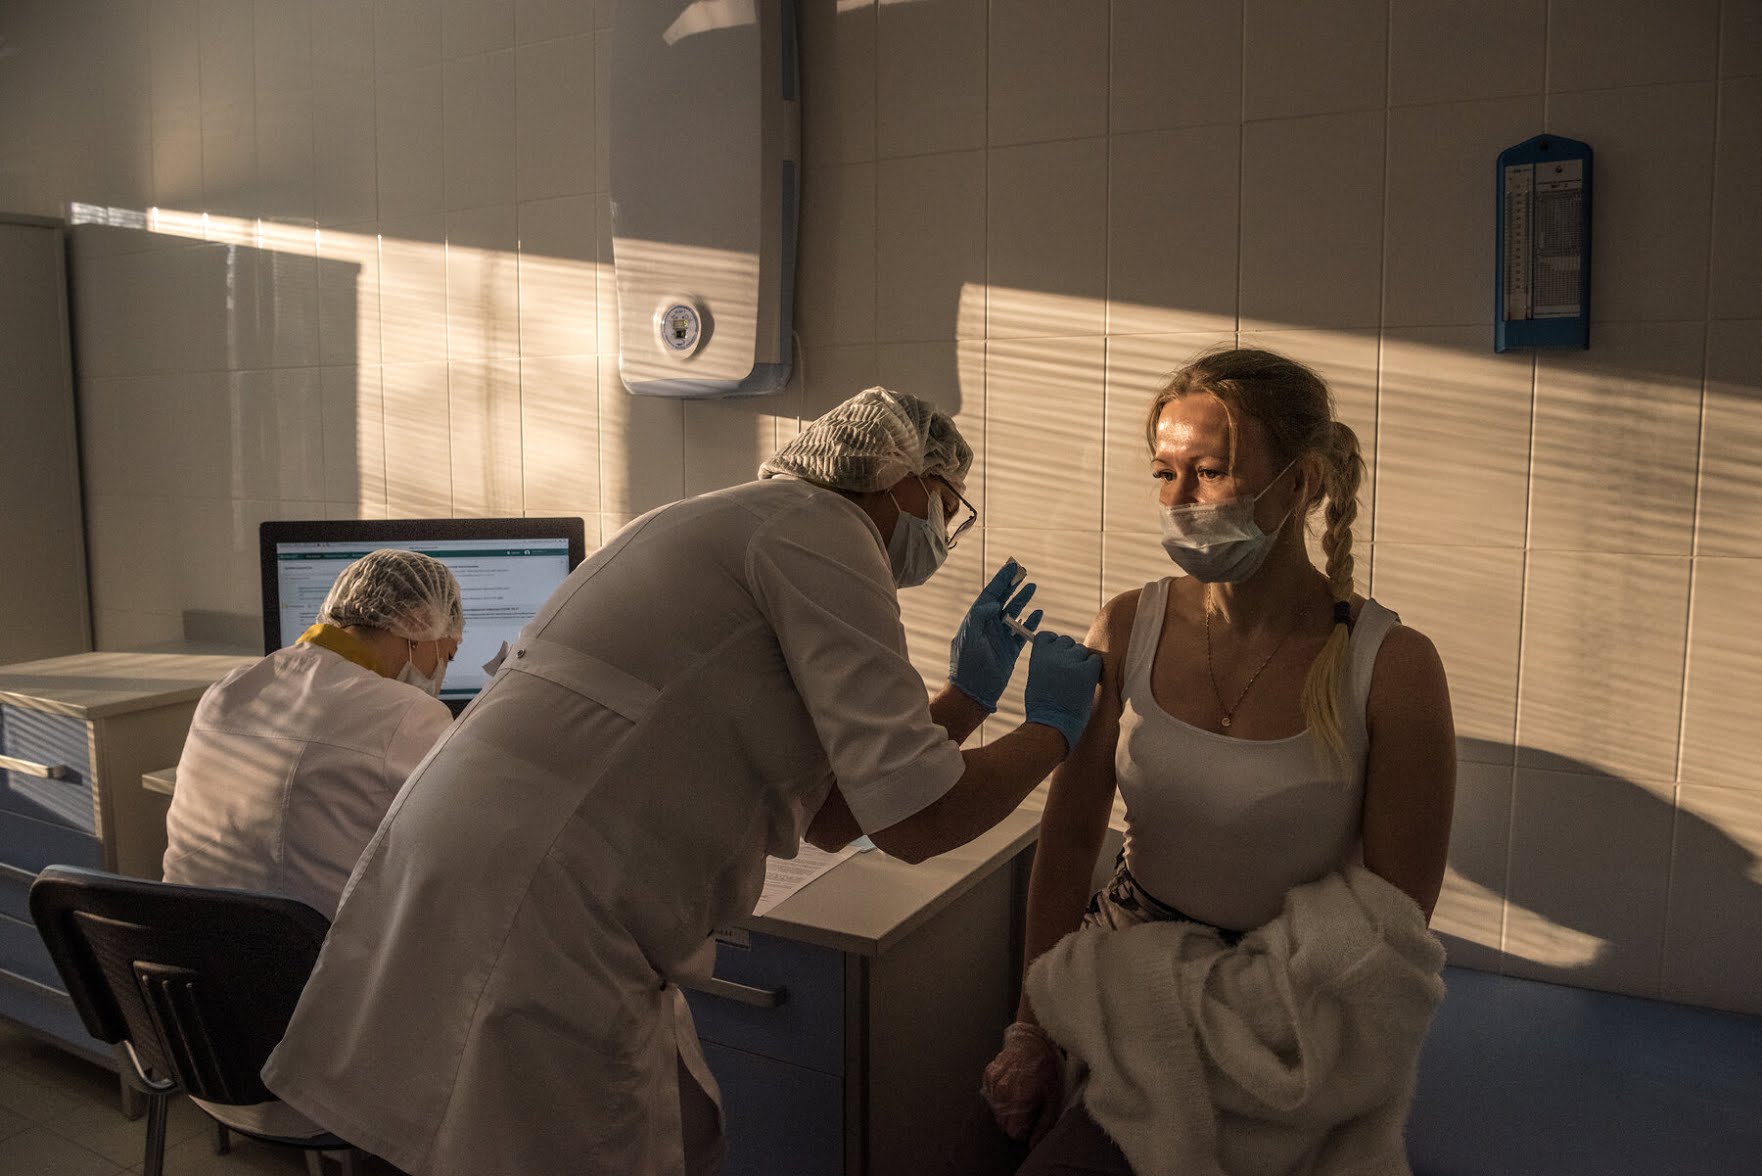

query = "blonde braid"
(1300, 420), (1365, 769)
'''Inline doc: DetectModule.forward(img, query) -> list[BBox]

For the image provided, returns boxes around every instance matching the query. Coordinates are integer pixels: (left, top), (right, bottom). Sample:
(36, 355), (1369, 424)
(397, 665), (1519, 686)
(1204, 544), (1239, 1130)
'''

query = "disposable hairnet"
(759, 386), (973, 494)
(316, 549), (464, 643)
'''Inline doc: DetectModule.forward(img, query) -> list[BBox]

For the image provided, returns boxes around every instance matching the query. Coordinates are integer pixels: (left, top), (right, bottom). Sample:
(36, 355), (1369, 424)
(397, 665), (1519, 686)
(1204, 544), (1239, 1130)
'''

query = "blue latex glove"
(948, 560), (1043, 712)
(1023, 631), (1103, 752)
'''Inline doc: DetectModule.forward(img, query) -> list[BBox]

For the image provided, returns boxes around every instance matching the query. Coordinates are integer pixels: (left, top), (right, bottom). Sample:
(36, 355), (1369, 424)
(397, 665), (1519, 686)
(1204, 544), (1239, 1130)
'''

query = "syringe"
(1001, 560), (1039, 640)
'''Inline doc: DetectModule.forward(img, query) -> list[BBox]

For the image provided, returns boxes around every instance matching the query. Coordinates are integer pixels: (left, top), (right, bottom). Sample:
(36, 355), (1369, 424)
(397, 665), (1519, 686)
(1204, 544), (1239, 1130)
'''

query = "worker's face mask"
(887, 480), (949, 589)
(397, 639), (447, 697)
(1158, 460), (1297, 583)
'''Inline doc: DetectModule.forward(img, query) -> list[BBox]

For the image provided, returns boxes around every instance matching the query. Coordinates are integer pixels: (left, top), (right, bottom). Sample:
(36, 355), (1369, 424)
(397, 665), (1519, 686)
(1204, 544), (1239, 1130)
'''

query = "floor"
(0, 1020), (319, 1175)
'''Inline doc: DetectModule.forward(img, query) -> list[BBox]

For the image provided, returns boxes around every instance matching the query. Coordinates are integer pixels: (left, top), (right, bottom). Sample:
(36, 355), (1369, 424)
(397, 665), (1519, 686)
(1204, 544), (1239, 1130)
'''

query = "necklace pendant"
(1220, 714), (1232, 729)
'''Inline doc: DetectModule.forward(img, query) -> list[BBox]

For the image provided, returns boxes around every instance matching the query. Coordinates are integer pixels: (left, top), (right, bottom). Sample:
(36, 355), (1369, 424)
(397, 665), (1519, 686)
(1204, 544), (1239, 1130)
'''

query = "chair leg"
(117, 1075), (146, 1121)
(212, 1116), (231, 1154)
(305, 1150), (327, 1176)
(143, 1091), (170, 1176)
(339, 1148), (367, 1176)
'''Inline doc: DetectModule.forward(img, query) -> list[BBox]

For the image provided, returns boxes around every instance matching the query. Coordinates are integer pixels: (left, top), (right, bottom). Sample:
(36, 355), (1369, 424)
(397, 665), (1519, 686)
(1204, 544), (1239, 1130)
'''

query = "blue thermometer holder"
(1495, 134), (1593, 353)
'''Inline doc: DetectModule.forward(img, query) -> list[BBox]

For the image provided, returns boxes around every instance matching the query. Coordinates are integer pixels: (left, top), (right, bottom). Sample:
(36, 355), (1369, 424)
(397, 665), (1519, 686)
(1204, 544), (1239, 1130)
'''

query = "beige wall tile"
(378, 213), (449, 365)
(876, 340), (986, 509)
(382, 360), (454, 514)
(795, 342), (881, 422)
(1662, 785), (1762, 1014)
(1240, 111), (1384, 331)
(445, 203), (519, 366)
(898, 538), (991, 692)
(1384, 97), (1544, 328)
(515, 0), (596, 45)
(876, 0), (985, 158)
(1107, 126), (1239, 337)
(148, 0), (205, 210)
(1100, 530), (1176, 607)
(797, 163), (877, 347)
(518, 196), (598, 359)
(520, 355), (598, 514)
(1432, 759), (1514, 971)
(1388, 0), (1546, 106)
(594, 31), (611, 194)
(875, 150), (986, 343)
(1697, 320), (1762, 556)
(1504, 767), (1674, 997)
(598, 354), (685, 515)
(595, 195), (617, 352)
(988, 138), (1107, 340)
(1103, 331), (1237, 538)
(988, 0), (1108, 147)
(1711, 78), (1762, 319)
(1109, 0), (1241, 134)
(375, 0), (442, 74)
(983, 527), (1103, 728)
(516, 34), (595, 202)
(1373, 544), (1524, 762)
(320, 364), (387, 507)
(1679, 557), (1762, 792)
(1376, 327), (1534, 548)
(799, 0), (876, 166)
(228, 369), (326, 502)
(442, 50), (516, 211)
(314, 69), (378, 227)
(1529, 321), (1704, 556)
(318, 222), (383, 367)
(1516, 551), (1689, 783)
(443, 0), (512, 59)
(198, 0), (258, 221)
(681, 398), (780, 498)
(253, 1), (316, 226)
(1243, 0), (1386, 120)
(447, 357), (523, 516)
(1724, 0), (1762, 78)
(376, 66), (444, 219)
(1549, 83), (1717, 324)
(1548, 0), (1719, 92)
(985, 337), (1106, 532)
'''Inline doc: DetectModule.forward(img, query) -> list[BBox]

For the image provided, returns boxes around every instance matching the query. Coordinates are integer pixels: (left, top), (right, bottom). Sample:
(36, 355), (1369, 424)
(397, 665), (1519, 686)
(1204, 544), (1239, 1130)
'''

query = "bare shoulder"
(1367, 620), (1452, 727)
(1091, 586), (1145, 651)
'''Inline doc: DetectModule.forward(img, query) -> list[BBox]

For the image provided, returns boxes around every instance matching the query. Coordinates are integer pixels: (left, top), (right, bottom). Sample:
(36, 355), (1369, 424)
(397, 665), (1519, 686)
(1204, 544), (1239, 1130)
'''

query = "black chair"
(28, 864), (368, 1176)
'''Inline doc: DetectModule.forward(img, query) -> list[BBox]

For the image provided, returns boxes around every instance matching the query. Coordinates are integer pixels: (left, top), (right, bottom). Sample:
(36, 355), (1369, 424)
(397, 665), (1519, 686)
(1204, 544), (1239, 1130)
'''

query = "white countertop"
(0, 650), (256, 718)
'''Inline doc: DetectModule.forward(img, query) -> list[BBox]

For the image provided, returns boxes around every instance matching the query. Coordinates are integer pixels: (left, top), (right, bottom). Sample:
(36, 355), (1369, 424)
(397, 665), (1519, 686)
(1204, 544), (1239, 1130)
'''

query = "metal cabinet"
(0, 651), (253, 1062)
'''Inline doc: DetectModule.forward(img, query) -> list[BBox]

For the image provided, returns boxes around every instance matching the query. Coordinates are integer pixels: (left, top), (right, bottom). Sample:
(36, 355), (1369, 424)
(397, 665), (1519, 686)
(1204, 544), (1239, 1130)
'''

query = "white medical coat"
(164, 641), (453, 920)
(263, 478), (966, 1176)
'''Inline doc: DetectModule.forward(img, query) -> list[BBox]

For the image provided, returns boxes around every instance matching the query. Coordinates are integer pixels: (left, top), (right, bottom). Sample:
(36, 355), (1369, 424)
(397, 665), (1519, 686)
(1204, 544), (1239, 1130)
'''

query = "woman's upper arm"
(1361, 624), (1457, 920)
(1035, 592), (1135, 871)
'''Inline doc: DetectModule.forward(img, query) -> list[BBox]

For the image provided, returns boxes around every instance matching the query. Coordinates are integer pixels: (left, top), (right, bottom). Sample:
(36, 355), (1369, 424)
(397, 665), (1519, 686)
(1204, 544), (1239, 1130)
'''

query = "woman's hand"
(980, 1021), (1064, 1143)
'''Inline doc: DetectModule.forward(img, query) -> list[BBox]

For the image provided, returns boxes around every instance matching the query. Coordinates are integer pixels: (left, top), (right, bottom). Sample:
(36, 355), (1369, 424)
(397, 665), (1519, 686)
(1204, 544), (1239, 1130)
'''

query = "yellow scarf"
(296, 623), (387, 677)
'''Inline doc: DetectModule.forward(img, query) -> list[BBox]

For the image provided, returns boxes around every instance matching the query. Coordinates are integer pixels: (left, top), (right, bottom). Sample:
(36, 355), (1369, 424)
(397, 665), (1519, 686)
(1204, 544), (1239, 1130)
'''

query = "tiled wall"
(1, 0), (1758, 1014)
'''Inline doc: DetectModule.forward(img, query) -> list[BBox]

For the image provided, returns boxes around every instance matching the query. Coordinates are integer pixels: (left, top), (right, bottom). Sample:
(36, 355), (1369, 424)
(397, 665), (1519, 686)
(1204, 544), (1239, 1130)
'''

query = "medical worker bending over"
(263, 387), (1103, 1176)
(163, 547), (460, 1138)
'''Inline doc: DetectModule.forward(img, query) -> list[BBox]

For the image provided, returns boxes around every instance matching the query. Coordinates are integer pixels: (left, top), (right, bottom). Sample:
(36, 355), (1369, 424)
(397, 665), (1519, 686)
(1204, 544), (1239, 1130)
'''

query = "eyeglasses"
(935, 477), (979, 548)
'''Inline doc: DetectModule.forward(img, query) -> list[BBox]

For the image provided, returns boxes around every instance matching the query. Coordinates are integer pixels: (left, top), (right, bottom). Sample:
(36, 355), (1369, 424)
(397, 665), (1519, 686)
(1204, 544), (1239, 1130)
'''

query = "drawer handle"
(0, 862), (38, 884)
(681, 975), (789, 1009)
(0, 754), (71, 780)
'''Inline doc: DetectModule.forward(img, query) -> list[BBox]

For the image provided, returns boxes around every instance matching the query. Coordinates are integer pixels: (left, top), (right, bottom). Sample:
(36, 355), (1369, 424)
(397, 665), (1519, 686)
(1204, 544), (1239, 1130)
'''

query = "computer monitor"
(259, 517), (586, 715)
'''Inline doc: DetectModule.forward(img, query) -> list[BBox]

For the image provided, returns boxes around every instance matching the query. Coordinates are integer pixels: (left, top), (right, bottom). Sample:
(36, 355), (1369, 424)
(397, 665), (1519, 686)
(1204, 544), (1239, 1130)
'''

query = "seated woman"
(971, 348), (1457, 1174)
(162, 547), (461, 1140)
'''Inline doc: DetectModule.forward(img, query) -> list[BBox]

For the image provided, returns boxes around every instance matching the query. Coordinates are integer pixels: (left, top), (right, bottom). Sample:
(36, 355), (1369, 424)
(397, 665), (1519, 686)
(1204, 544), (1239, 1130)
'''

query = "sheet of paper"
(753, 843), (859, 917)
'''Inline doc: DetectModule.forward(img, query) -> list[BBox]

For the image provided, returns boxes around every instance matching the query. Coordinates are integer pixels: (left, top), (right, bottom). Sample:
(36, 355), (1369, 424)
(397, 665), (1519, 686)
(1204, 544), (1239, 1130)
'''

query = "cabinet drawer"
(0, 910), (60, 990)
(684, 930), (843, 1076)
(701, 1040), (843, 1176)
(0, 809), (103, 921)
(0, 704), (95, 832)
(0, 964), (103, 1065)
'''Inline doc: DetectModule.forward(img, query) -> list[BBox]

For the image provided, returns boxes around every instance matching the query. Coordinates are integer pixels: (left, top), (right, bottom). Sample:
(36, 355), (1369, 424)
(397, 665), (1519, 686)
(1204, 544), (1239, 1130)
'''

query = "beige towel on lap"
(1024, 866), (1446, 1176)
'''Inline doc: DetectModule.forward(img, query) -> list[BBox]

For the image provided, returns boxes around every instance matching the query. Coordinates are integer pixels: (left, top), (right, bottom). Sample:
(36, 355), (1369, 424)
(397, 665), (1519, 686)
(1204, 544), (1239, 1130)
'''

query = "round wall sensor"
(656, 302), (703, 356)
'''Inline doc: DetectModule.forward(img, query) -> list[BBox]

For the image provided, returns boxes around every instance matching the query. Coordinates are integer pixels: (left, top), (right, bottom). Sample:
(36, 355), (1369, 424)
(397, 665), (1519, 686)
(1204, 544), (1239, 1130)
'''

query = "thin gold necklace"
(1203, 589), (1312, 731)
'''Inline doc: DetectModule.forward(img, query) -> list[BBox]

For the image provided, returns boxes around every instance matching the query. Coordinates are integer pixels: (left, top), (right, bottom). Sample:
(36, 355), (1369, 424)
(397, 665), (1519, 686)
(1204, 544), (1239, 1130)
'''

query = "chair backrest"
(29, 865), (332, 1106)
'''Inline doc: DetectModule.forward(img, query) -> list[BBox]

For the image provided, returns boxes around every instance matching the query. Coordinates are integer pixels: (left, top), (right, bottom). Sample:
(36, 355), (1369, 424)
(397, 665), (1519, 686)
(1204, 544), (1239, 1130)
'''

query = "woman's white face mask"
(397, 639), (448, 697)
(1158, 460), (1297, 583)
(887, 480), (950, 589)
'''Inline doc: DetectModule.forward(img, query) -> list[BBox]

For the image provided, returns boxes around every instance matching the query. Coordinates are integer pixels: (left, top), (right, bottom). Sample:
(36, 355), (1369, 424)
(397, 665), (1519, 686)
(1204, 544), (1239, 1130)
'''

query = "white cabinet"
(0, 215), (89, 664)
(0, 652), (253, 1061)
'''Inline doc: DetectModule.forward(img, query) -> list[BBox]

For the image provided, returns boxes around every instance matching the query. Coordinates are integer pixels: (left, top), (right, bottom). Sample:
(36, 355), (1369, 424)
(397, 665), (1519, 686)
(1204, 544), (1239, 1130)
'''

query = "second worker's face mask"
(887, 479), (950, 589)
(1158, 460), (1298, 583)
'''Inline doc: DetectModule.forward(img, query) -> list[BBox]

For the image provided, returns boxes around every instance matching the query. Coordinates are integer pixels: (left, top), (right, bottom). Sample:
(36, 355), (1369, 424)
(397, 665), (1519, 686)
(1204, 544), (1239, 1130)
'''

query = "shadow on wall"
(68, 215), (362, 647)
(1440, 736), (1761, 1013)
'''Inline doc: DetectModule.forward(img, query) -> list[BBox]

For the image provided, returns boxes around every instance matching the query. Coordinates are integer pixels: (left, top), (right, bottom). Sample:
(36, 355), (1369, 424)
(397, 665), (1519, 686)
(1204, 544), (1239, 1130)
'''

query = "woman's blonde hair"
(1145, 348), (1365, 766)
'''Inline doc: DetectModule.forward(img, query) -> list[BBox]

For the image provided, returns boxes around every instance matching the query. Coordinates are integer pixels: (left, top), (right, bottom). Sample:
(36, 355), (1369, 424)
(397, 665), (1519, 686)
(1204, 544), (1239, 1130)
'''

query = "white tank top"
(1115, 577), (1398, 931)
